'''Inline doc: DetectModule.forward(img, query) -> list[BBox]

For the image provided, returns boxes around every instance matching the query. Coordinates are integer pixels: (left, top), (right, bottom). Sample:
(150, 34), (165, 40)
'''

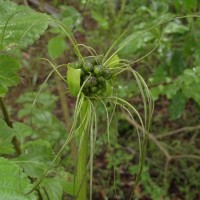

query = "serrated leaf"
(40, 177), (63, 200)
(17, 140), (56, 178)
(48, 37), (67, 59)
(67, 66), (81, 96)
(0, 0), (50, 50)
(0, 157), (37, 200)
(0, 54), (21, 96)
(13, 122), (32, 144)
(0, 118), (14, 154)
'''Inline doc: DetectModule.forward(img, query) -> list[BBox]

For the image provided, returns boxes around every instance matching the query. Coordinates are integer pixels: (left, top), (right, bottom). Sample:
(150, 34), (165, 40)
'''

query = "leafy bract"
(0, 0), (50, 50)
(17, 140), (56, 178)
(0, 157), (37, 200)
(67, 66), (81, 96)
(0, 118), (14, 154)
(106, 54), (119, 68)
(0, 54), (21, 97)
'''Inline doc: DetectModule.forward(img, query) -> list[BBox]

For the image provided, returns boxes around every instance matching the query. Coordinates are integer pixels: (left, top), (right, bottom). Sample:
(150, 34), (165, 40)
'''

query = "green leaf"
(17, 140), (56, 178)
(165, 22), (189, 34)
(60, 172), (75, 196)
(0, 118), (14, 154)
(91, 10), (108, 29)
(183, 83), (200, 106)
(106, 54), (119, 68)
(0, 157), (37, 200)
(40, 177), (63, 200)
(183, 0), (198, 12)
(171, 51), (186, 75)
(169, 91), (187, 120)
(0, 54), (21, 97)
(60, 5), (82, 28)
(67, 66), (81, 97)
(47, 37), (67, 59)
(118, 31), (155, 57)
(0, 0), (50, 50)
(13, 122), (32, 144)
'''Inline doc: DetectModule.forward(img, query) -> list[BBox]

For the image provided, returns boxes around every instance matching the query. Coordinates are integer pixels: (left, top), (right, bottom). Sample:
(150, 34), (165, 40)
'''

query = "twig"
(156, 125), (200, 139)
(0, 97), (21, 155)
(171, 154), (200, 160)
(27, 0), (58, 16)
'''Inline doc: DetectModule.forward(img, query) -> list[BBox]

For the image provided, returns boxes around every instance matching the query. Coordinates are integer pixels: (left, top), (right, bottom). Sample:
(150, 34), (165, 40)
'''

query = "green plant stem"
(75, 100), (89, 200)
(54, 72), (77, 156)
(0, 97), (21, 155)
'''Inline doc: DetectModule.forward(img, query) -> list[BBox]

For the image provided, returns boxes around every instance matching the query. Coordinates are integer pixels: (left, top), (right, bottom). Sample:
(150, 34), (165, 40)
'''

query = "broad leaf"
(13, 122), (33, 143)
(0, 54), (21, 96)
(48, 37), (67, 59)
(0, 118), (14, 154)
(0, 0), (50, 50)
(0, 157), (37, 200)
(118, 31), (155, 57)
(17, 140), (56, 178)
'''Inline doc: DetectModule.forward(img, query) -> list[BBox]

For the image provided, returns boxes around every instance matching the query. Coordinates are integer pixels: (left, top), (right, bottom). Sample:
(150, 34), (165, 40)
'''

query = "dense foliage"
(0, 0), (200, 200)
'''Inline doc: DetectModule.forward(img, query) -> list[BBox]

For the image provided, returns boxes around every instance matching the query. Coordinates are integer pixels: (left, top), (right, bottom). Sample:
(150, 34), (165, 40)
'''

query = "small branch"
(27, 0), (58, 16)
(156, 125), (200, 139)
(0, 97), (12, 127)
(0, 97), (21, 155)
(171, 154), (200, 160)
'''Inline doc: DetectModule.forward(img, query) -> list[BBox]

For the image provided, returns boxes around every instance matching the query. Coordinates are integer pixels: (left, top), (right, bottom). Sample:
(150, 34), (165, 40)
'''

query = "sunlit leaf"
(0, 0), (50, 50)
(165, 22), (189, 34)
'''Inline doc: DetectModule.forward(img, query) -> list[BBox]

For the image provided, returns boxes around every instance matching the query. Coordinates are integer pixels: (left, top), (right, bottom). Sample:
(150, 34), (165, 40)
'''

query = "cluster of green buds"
(67, 55), (119, 97)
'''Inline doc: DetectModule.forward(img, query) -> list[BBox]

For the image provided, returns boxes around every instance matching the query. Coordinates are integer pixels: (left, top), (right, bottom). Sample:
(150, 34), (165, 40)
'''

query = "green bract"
(106, 54), (119, 68)
(67, 66), (81, 96)
(67, 56), (114, 96)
